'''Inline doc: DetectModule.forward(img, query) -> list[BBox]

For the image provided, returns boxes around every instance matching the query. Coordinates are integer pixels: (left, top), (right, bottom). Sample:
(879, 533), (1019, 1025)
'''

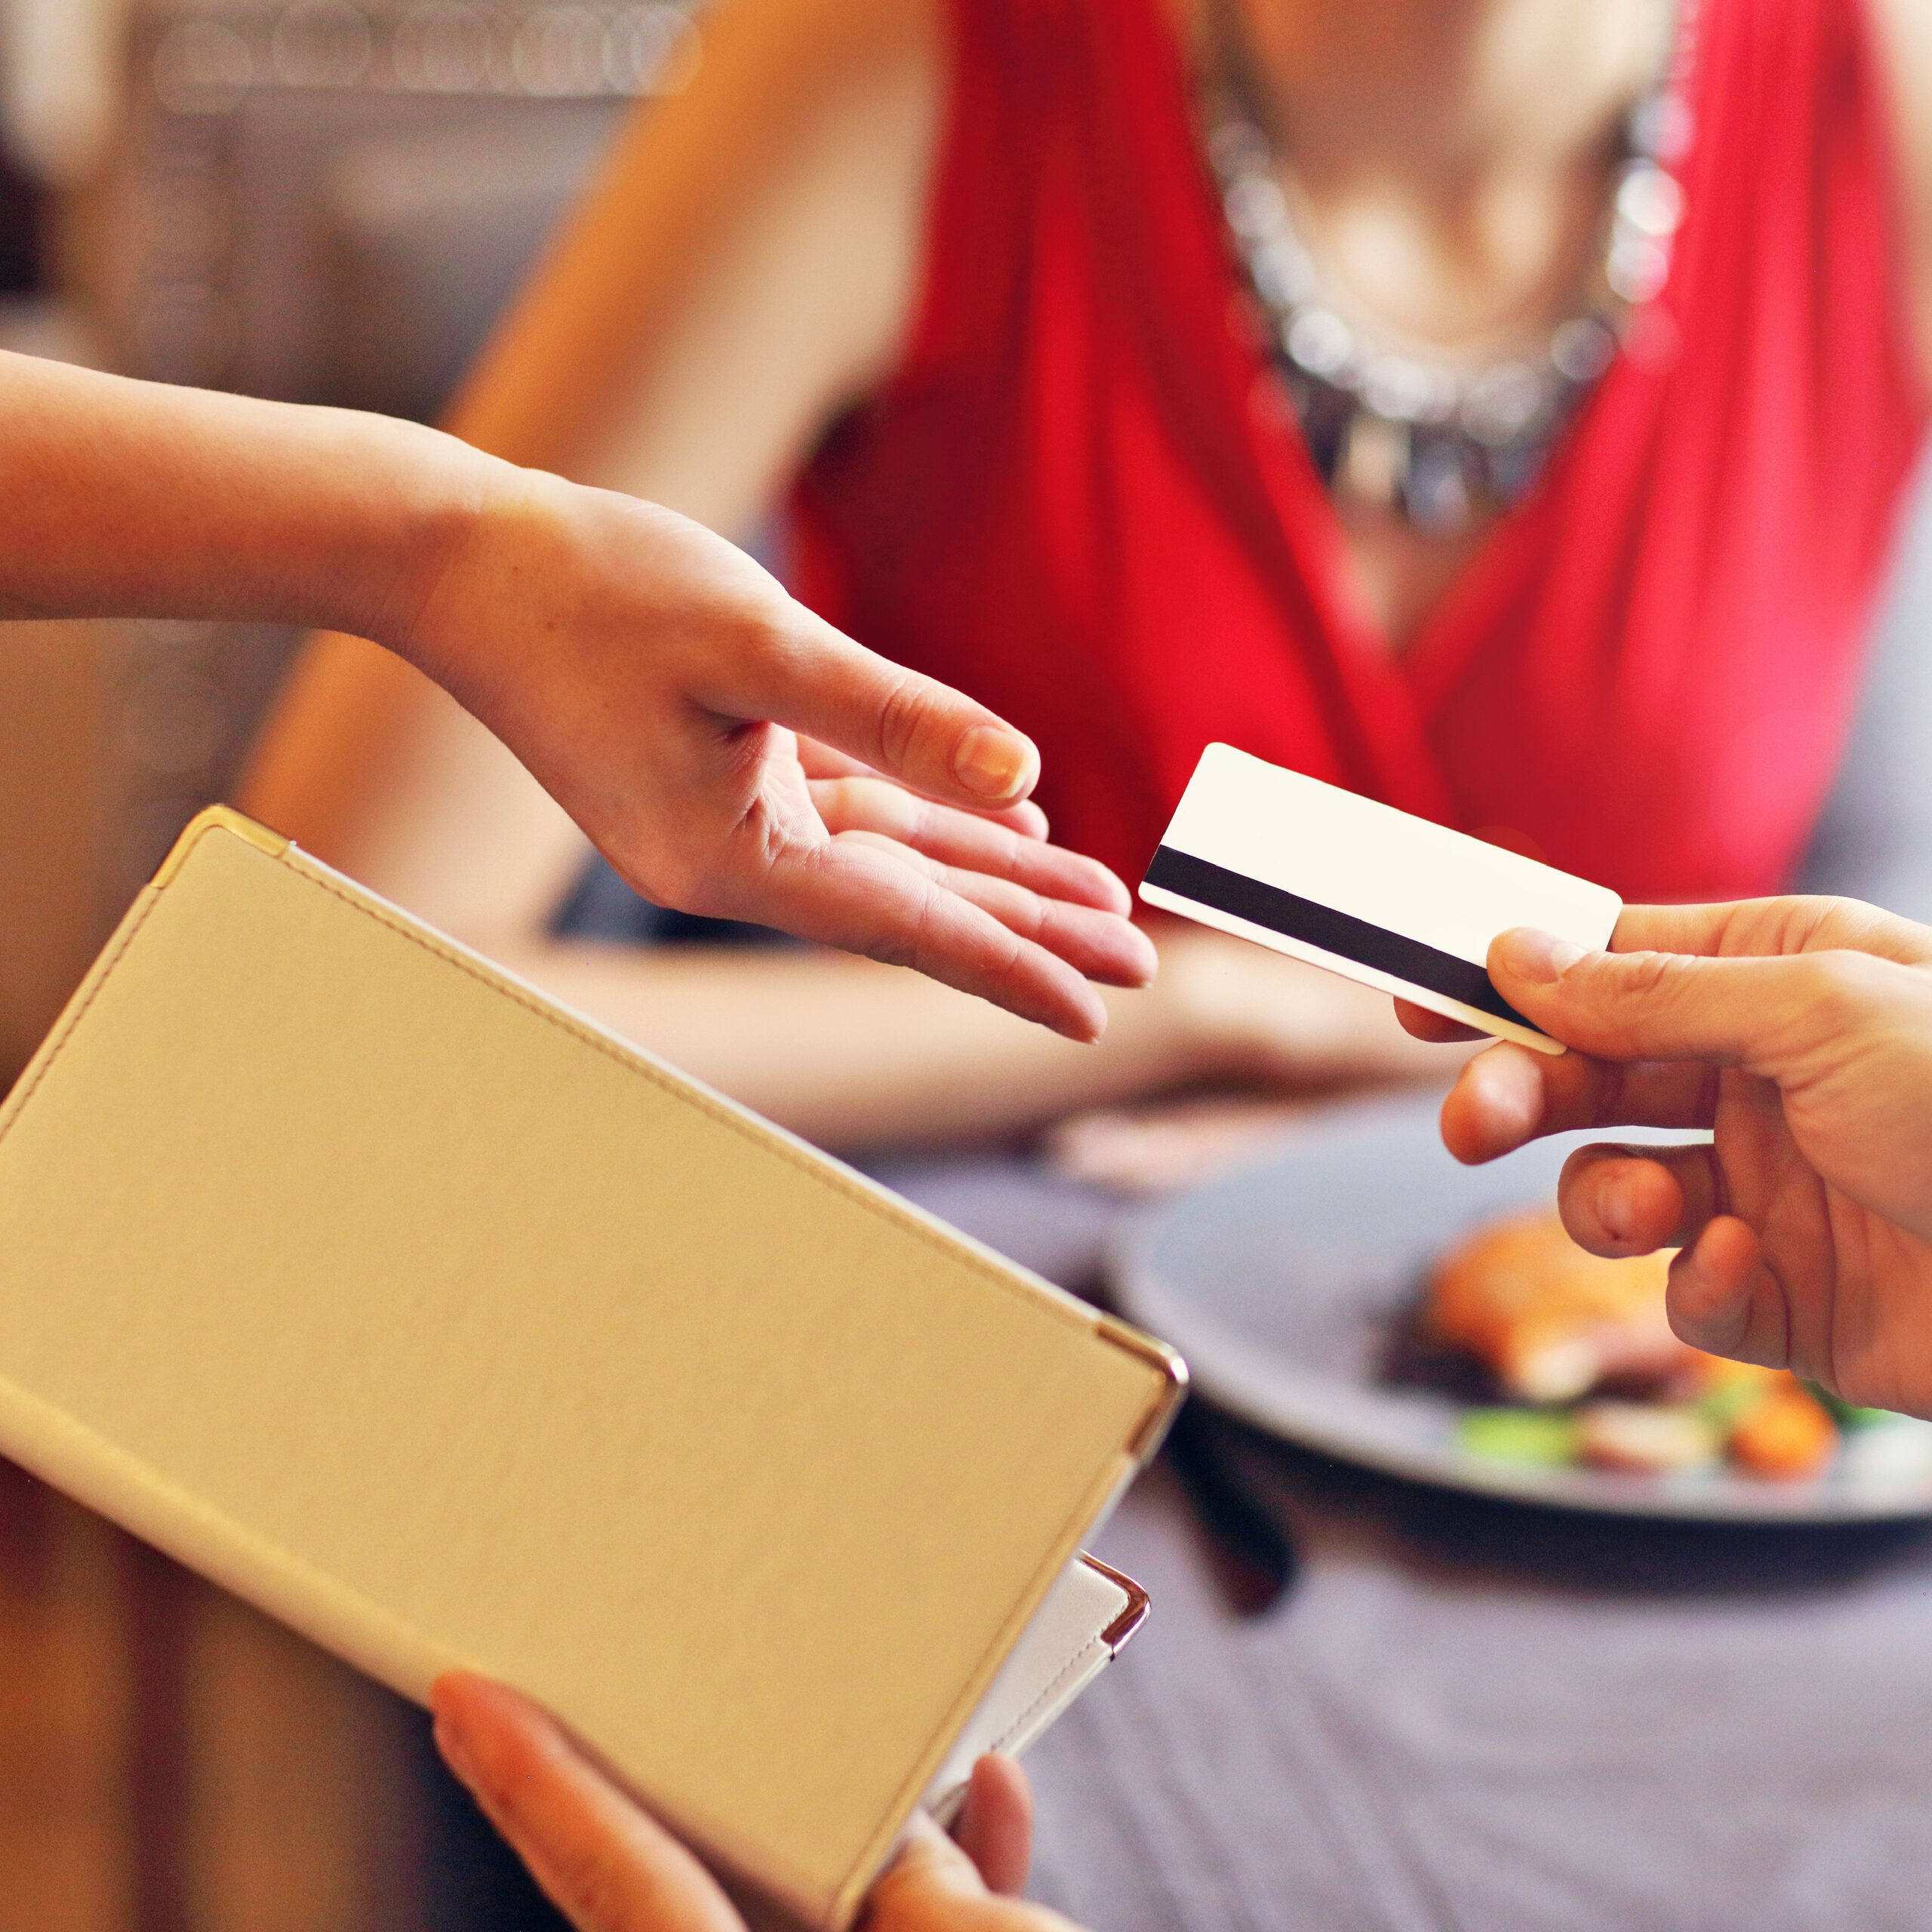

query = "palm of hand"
(414, 477), (1152, 1038)
(1694, 1062), (1932, 1413)
(1692, 981), (1932, 1422)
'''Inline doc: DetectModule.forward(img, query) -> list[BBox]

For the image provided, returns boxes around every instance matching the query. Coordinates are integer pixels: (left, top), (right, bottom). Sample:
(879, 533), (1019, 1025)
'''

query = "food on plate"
(1572, 1401), (1720, 1474)
(1455, 1407), (1580, 1466)
(1421, 1211), (1844, 1482)
(1727, 1381), (1838, 1479)
(1426, 1211), (1694, 1403)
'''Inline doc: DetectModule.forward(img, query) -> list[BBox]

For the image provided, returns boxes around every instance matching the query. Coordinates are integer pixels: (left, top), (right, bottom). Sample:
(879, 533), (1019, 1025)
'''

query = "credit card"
(1138, 744), (1623, 1056)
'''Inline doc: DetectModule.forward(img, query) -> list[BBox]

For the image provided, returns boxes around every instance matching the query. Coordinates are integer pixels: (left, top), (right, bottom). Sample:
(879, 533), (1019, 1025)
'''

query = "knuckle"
(811, 775), (866, 830)
(1610, 948), (1679, 1008)
(1798, 950), (1885, 1029)
(858, 879), (942, 974)
(728, 605), (814, 691)
(900, 793), (941, 844)
(863, 936), (918, 971)
(873, 672), (942, 771)
(1014, 889), (1053, 943)
(985, 824), (1026, 877)
(1804, 894), (1872, 943)
(969, 869), (1043, 934)
(737, 592), (805, 650)
(1755, 894), (1850, 956)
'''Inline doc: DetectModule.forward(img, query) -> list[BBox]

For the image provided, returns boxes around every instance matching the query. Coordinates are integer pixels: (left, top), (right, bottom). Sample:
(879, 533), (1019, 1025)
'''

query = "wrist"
(0, 361), (513, 638)
(324, 417), (517, 670)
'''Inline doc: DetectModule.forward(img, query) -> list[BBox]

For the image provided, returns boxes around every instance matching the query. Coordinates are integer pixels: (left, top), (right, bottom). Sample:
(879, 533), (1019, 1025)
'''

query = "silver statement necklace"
(1204, 3), (1697, 534)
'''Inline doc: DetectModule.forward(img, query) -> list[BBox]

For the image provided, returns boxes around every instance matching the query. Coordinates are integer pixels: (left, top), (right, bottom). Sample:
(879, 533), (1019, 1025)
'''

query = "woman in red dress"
(246, 0), (1932, 1163)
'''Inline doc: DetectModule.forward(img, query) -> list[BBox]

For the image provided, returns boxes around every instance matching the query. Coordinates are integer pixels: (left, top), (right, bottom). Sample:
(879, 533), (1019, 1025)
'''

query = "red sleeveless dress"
(791, 0), (1926, 901)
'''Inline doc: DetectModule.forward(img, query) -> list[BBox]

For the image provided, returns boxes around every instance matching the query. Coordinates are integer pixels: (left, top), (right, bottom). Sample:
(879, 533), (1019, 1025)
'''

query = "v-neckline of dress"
(1128, 0), (1689, 712)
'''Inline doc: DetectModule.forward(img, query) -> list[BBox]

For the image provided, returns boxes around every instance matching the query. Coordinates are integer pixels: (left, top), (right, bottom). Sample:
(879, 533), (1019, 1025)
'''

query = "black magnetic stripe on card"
(1142, 845), (1537, 1032)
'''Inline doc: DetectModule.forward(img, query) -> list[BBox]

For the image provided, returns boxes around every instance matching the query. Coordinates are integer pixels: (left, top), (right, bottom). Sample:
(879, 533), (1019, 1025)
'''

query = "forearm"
(0, 352), (497, 650)
(473, 937), (1197, 1151)
(472, 924), (1449, 1152)
(434, 0), (937, 530)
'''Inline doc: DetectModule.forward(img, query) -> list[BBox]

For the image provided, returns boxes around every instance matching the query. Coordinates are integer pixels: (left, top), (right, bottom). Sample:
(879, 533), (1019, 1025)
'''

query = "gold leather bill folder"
(0, 808), (1184, 1930)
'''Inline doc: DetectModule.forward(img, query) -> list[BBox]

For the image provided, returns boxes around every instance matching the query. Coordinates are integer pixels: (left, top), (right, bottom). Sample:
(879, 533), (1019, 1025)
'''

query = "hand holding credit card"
(1139, 745), (1623, 1056)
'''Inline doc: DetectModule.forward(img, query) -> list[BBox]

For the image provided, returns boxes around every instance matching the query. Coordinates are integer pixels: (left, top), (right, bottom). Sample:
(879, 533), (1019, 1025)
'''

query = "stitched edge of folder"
(268, 847), (1163, 1916)
(0, 848), (887, 1927)
(0, 1355), (810, 1924)
(926, 1632), (1108, 1816)
(0, 883), (166, 1154)
(0, 835), (1102, 1335)
(989, 1637), (1107, 1755)
(0, 828), (1158, 1928)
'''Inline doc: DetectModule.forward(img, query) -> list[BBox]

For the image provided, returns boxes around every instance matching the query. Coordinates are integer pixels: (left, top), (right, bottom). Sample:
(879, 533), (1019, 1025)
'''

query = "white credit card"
(1139, 744), (1623, 1057)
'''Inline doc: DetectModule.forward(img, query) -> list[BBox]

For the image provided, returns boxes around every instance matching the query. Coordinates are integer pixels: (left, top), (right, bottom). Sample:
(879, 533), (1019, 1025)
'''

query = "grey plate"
(1109, 1094), (1932, 1521)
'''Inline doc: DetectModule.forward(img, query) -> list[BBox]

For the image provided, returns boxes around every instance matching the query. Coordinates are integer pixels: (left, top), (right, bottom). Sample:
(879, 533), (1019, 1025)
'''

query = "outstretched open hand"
(408, 474), (1153, 1041)
(1401, 897), (1932, 1417)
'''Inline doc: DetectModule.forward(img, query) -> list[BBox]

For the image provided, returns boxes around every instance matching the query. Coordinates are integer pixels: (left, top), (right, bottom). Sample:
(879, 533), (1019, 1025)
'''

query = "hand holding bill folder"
(0, 808), (1180, 1930)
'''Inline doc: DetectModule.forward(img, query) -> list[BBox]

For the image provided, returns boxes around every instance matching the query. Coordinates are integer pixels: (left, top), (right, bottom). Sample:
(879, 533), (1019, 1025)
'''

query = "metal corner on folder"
(1094, 1315), (1188, 1460)
(1080, 1555), (1152, 1652)
(151, 806), (291, 889)
(1096, 1312), (1187, 1385)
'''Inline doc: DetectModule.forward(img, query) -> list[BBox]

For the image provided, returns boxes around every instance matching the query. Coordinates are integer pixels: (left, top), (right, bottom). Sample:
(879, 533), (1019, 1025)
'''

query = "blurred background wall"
(0, 8), (694, 1928)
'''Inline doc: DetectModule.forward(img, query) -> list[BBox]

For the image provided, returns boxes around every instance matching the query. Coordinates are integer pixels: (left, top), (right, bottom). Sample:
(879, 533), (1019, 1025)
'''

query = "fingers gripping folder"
(0, 806), (1183, 1931)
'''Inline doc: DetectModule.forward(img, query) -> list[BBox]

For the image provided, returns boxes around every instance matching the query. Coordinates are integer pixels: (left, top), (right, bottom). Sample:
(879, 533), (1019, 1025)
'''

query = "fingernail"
(1065, 992), (1108, 1044)
(434, 1717), (480, 1792)
(953, 726), (1035, 801)
(1496, 927), (1586, 986)
(1599, 1171), (1638, 1244)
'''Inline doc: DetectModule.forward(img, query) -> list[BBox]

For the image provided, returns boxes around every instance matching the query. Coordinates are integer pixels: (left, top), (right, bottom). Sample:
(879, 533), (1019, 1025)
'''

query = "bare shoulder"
(451, 0), (946, 515)
(635, 0), (942, 165)
(1866, 0), (1932, 79)
(1864, 0), (1932, 382)
(1866, 0), (1932, 170)
(611, 0), (948, 455)
(709, 0), (941, 84)
(599, 0), (945, 260)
